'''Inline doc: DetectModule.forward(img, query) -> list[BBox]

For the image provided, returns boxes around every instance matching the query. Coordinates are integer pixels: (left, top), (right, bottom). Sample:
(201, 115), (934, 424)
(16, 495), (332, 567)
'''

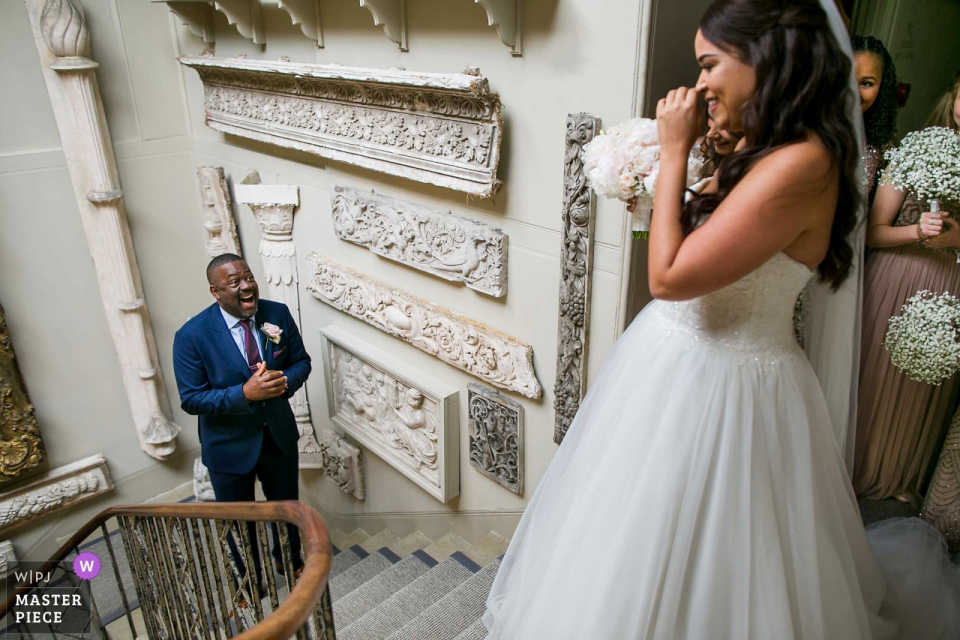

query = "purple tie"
(238, 319), (263, 372)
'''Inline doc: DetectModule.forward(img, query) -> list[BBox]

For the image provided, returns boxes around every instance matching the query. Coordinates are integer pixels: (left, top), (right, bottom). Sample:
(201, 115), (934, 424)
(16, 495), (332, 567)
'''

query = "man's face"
(210, 260), (259, 319)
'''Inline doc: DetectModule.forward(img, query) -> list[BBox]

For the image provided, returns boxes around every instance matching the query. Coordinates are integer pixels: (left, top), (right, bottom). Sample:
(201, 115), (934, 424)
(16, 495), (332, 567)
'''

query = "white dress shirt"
(219, 306), (264, 366)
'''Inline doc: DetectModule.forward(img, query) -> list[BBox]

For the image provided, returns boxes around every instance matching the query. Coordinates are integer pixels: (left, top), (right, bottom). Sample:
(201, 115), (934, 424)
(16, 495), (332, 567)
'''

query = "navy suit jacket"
(173, 300), (311, 475)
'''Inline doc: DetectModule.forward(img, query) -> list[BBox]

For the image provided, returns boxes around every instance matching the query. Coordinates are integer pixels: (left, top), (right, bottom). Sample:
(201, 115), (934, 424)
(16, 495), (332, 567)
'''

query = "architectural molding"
(192, 457), (216, 502)
(0, 540), (17, 577)
(332, 186), (507, 297)
(0, 454), (113, 534)
(307, 255), (541, 399)
(197, 166), (241, 258)
(27, 0), (181, 459)
(358, 0), (407, 50)
(234, 172), (323, 467)
(319, 428), (365, 500)
(554, 114), (599, 445)
(277, 0), (323, 47)
(158, 1), (215, 44)
(0, 302), (46, 483)
(320, 325), (458, 503)
(179, 56), (502, 198)
(467, 382), (523, 495)
(213, 0), (265, 45)
(472, 0), (522, 55)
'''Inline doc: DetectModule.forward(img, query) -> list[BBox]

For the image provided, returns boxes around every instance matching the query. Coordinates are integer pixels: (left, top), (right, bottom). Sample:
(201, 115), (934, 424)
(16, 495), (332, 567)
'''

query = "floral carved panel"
(332, 186), (507, 297)
(0, 302), (45, 483)
(468, 382), (522, 495)
(319, 428), (365, 500)
(319, 325), (458, 503)
(307, 255), (541, 399)
(179, 57), (503, 198)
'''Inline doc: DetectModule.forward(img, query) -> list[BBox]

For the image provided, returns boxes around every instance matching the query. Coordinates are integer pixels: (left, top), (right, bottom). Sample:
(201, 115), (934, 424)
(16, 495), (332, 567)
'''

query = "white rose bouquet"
(583, 117), (705, 239)
(883, 290), (960, 385)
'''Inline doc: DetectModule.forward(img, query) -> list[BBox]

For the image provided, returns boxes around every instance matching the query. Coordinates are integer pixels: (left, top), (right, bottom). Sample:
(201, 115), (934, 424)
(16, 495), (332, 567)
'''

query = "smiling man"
(173, 253), (310, 591)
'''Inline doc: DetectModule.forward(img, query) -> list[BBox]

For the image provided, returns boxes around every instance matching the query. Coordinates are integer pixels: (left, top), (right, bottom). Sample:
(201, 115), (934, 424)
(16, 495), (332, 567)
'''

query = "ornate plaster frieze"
(472, 0), (522, 55)
(319, 428), (365, 500)
(467, 382), (523, 495)
(307, 255), (541, 399)
(234, 172), (323, 468)
(0, 454), (113, 534)
(179, 56), (503, 198)
(554, 114), (599, 445)
(28, 0), (181, 459)
(0, 302), (46, 482)
(923, 409), (960, 552)
(192, 457), (216, 502)
(320, 325), (458, 502)
(197, 166), (241, 258)
(332, 186), (507, 297)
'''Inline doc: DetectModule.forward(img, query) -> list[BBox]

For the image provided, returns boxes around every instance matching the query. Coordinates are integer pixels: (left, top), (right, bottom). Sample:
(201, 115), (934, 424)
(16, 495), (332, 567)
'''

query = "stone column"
(24, 0), (180, 459)
(235, 173), (322, 467)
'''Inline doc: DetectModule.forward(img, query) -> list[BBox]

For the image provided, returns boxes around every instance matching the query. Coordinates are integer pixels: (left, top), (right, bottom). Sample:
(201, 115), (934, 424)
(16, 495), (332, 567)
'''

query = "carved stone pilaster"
(320, 325), (458, 502)
(922, 407), (960, 552)
(319, 429), (365, 500)
(0, 302), (46, 483)
(192, 457), (216, 502)
(27, 0), (180, 459)
(179, 56), (502, 198)
(234, 173), (322, 468)
(468, 383), (523, 495)
(332, 186), (508, 297)
(0, 454), (113, 534)
(307, 255), (541, 399)
(197, 166), (241, 258)
(553, 114), (599, 445)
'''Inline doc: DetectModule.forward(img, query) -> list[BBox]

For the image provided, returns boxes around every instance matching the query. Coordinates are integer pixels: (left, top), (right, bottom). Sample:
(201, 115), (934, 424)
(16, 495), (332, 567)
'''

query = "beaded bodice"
(652, 252), (814, 357)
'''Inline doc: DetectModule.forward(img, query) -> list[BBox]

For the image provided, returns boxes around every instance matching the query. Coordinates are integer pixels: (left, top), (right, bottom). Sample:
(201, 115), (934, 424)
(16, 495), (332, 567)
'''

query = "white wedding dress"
(483, 252), (960, 639)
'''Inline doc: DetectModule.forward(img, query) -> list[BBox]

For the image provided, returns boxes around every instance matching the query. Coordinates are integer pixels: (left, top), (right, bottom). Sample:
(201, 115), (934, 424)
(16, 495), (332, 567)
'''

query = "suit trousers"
(208, 425), (303, 585)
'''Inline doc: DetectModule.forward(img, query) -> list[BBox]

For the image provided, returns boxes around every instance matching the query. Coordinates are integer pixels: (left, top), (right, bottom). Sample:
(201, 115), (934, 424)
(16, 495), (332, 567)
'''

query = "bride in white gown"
(482, 1), (960, 638)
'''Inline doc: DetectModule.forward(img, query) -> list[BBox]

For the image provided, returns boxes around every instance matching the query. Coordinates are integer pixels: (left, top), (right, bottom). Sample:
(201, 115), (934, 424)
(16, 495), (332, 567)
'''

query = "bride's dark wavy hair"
(686, 0), (861, 289)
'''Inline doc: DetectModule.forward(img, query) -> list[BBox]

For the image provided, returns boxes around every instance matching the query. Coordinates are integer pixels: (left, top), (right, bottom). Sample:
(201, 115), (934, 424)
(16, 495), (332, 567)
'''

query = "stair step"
(467, 532), (509, 567)
(387, 559), (500, 640)
(454, 617), (488, 640)
(358, 529), (401, 554)
(333, 528), (371, 550)
(330, 549), (395, 601)
(327, 526), (347, 547)
(389, 531), (433, 558)
(338, 553), (479, 640)
(422, 532), (473, 562)
(330, 546), (365, 579)
(333, 552), (434, 628)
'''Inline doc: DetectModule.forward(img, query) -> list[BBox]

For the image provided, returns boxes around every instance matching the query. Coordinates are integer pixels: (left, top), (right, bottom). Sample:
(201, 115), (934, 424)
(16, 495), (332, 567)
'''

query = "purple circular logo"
(73, 552), (101, 580)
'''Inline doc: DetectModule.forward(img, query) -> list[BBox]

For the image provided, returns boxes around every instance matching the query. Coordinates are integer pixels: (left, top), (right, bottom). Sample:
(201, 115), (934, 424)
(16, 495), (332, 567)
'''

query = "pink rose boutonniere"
(261, 322), (283, 345)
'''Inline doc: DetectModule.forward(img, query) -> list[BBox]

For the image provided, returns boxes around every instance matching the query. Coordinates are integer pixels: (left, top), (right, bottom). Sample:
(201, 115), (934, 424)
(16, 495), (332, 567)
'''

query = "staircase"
(321, 527), (508, 640)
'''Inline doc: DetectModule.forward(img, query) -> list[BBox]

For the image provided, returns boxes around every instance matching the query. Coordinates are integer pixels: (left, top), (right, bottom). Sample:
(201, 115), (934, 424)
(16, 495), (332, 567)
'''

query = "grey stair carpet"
(330, 550), (396, 600)
(331, 545), (367, 579)
(333, 550), (435, 628)
(338, 552), (479, 640)
(386, 559), (500, 640)
(454, 617), (488, 640)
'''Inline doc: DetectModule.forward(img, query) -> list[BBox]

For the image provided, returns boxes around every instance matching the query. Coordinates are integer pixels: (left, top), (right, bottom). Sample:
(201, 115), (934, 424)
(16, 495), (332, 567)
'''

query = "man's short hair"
(206, 253), (245, 285)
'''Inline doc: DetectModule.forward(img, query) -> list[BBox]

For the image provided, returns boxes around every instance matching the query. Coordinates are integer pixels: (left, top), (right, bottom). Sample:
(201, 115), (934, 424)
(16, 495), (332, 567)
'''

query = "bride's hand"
(626, 196), (639, 214)
(657, 87), (701, 158)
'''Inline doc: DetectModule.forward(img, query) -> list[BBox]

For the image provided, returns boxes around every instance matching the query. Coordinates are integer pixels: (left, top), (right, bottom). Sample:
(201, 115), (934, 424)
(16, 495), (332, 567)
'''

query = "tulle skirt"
(483, 301), (959, 639)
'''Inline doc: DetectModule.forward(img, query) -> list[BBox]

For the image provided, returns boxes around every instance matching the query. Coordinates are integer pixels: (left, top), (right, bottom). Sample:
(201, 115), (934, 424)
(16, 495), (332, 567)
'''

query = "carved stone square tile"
(467, 383), (523, 495)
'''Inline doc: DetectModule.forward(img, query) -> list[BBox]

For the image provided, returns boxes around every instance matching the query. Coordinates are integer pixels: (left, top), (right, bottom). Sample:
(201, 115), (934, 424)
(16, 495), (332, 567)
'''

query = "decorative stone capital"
(234, 172), (299, 240)
(40, 0), (89, 58)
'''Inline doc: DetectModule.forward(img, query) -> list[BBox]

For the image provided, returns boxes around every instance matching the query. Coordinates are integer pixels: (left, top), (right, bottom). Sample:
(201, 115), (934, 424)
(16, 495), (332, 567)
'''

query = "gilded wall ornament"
(0, 303), (45, 482)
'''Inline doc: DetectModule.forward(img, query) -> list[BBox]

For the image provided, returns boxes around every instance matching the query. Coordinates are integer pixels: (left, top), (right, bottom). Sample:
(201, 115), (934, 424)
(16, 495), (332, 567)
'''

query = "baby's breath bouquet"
(583, 118), (704, 239)
(883, 290), (960, 385)
(882, 126), (960, 215)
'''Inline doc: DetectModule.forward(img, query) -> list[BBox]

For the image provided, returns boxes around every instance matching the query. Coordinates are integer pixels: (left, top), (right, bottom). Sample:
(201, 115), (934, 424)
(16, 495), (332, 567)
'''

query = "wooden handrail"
(0, 501), (333, 640)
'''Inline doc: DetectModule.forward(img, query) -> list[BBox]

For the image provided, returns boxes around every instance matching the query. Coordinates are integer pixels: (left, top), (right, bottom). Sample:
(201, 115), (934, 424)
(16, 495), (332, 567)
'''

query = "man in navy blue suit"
(173, 253), (310, 590)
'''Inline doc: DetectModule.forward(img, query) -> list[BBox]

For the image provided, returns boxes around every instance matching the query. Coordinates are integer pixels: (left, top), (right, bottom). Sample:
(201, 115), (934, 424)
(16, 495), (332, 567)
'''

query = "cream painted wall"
(1, 0), (653, 556)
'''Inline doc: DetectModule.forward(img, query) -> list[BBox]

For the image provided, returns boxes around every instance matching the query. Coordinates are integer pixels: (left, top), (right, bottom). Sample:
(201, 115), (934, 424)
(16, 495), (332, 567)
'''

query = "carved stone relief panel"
(554, 113), (599, 445)
(0, 540), (17, 577)
(0, 454), (113, 534)
(307, 255), (541, 399)
(192, 457), (216, 502)
(197, 166), (241, 258)
(332, 187), (508, 297)
(319, 428), (365, 500)
(179, 57), (502, 198)
(319, 325), (458, 503)
(0, 303), (45, 483)
(467, 382), (522, 495)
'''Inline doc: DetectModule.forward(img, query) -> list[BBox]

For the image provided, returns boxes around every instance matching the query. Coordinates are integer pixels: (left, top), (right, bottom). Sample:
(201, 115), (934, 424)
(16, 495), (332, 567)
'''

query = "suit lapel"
(208, 304), (254, 379)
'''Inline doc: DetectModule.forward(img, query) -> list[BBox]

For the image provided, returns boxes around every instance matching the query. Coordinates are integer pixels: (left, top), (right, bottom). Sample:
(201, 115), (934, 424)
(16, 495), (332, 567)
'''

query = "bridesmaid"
(851, 36), (898, 197)
(854, 72), (960, 506)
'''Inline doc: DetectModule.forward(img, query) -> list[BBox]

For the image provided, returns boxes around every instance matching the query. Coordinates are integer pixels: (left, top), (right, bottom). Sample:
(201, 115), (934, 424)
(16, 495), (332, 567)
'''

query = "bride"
(482, 0), (959, 638)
